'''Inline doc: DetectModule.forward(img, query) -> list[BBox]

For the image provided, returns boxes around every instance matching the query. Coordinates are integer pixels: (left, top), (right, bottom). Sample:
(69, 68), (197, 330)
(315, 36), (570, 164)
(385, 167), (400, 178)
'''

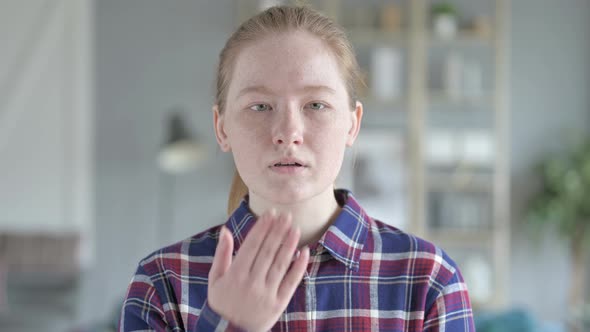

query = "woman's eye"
(307, 102), (326, 111)
(249, 104), (271, 112)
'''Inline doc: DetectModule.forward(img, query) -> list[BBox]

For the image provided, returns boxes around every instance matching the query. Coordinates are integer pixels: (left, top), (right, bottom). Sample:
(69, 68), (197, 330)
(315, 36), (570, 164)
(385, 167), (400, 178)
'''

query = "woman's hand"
(207, 210), (310, 332)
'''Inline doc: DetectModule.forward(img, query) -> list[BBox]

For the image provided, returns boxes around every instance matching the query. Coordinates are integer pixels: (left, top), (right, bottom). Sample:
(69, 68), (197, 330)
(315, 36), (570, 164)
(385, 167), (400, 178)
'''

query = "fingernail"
(303, 246), (310, 255)
(292, 250), (301, 262)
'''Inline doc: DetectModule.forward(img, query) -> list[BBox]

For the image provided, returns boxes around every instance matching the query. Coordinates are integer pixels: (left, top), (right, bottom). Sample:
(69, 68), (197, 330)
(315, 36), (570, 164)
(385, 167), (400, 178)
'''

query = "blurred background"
(1, 0), (589, 331)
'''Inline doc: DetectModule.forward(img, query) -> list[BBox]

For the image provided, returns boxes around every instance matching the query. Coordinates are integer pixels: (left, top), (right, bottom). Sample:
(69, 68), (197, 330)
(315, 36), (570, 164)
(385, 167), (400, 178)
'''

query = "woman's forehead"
(229, 32), (347, 97)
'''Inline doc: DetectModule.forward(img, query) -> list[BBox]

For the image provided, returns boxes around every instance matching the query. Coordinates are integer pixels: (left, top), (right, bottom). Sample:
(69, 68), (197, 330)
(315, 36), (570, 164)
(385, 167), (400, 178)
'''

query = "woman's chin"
(247, 185), (309, 206)
(256, 184), (336, 207)
(268, 189), (308, 205)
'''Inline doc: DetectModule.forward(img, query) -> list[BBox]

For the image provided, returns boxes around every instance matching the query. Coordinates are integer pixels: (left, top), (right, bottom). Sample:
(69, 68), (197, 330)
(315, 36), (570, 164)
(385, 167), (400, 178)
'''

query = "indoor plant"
(431, 2), (459, 39)
(526, 137), (590, 329)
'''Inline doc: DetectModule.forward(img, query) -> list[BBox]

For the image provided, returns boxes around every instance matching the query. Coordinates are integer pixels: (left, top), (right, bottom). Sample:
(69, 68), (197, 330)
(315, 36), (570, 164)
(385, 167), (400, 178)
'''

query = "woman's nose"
(272, 106), (303, 146)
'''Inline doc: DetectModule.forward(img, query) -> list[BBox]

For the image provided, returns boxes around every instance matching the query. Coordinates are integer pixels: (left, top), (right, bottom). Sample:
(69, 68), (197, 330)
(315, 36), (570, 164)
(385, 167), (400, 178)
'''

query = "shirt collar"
(223, 189), (370, 272)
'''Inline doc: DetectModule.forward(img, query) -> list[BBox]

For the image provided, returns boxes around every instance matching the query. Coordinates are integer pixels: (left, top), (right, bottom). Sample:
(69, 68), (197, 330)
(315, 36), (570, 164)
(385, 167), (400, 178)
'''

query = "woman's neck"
(248, 188), (341, 247)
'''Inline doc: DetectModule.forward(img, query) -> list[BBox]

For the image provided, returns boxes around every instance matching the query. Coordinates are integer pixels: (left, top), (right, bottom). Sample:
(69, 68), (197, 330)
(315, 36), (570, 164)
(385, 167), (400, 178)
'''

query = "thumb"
(209, 226), (233, 282)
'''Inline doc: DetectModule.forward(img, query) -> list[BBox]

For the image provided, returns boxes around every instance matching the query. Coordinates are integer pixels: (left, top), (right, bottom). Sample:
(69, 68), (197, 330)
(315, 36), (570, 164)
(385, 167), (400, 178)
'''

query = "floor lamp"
(157, 111), (206, 245)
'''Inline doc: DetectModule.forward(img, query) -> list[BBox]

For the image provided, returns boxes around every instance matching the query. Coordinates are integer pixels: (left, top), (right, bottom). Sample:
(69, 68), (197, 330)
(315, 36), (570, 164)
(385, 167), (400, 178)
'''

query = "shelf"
(362, 96), (407, 109)
(347, 28), (407, 46)
(427, 30), (493, 48)
(348, 29), (489, 48)
(361, 108), (408, 130)
(428, 91), (493, 106)
(426, 164), (494, 187)
(427, 168), (494, 192)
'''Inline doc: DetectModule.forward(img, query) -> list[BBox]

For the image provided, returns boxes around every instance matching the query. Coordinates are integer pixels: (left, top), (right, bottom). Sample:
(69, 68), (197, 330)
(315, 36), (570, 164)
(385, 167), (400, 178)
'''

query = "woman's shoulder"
(364, 218), (473, 323)
(135, 224), (224, 277)
(366, 217), (460, 274)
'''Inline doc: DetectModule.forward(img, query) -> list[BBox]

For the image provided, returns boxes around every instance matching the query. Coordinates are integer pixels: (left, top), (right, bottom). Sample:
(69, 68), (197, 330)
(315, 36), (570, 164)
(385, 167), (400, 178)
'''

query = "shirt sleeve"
(118, 264), (171, 331)
(119, 263), (247, 332)
(193, 300), (230, 331)
(197, 299), (258, 332)
(422, 268), (475, 332)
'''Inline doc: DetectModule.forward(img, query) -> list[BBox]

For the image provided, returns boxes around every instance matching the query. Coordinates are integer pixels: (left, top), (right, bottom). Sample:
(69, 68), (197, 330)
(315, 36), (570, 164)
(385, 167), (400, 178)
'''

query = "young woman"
(120, 5), (474, 332)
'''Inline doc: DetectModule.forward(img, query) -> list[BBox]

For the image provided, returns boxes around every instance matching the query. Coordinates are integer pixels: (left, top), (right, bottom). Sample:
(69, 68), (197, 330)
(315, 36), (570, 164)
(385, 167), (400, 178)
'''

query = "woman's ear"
(346, 101), (363, 146)
(213, 105), (231, 152)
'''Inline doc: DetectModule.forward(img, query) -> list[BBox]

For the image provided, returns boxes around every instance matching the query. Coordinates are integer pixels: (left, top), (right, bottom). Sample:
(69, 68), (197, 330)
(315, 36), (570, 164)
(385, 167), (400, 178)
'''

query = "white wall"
(0, 0), (94, 330)
(0, 0), (93, 236)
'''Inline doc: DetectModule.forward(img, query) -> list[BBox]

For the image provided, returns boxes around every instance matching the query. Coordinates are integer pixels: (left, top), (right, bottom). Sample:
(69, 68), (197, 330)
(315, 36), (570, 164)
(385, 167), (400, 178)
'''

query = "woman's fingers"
(207, 209), (310, 332)
(250, 213), (293, 278)
(266, 226), (301, 288)
(277, 246), (310, 301)
(231, 212), (273, 272)
(209, 226), (234, 283)
(222, 210), (309, 299)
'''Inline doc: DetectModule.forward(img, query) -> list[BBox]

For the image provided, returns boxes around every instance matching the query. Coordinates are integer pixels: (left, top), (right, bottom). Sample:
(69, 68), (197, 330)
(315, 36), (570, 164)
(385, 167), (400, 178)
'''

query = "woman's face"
(214, 31), (362, 205)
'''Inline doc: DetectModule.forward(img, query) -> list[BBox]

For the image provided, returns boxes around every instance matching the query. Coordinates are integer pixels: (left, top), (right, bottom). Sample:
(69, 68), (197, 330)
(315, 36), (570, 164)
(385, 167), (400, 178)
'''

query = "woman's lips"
(270, 163), (307, 174)
(274, 162), (302, 167)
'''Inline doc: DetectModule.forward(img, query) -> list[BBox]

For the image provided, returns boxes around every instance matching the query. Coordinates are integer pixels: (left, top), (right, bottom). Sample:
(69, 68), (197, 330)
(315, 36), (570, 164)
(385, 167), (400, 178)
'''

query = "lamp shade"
(157, 112), (206, 174)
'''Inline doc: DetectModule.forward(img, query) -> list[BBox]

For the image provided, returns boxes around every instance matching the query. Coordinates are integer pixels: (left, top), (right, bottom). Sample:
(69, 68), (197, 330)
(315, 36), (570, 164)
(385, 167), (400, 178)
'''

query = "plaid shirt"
(120, 190), (474, 331)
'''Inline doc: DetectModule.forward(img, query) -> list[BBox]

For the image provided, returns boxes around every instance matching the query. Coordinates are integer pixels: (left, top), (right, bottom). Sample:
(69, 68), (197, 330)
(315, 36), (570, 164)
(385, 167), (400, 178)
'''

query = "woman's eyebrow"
(301, 85), (337, 95)
(237, 85), (337, 99)
(237, 85), (274, 98)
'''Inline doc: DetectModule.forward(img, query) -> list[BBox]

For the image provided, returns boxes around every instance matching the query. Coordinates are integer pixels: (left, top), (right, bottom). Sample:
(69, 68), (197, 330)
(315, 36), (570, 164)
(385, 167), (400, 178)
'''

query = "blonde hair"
(215, 5), (363, 215)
